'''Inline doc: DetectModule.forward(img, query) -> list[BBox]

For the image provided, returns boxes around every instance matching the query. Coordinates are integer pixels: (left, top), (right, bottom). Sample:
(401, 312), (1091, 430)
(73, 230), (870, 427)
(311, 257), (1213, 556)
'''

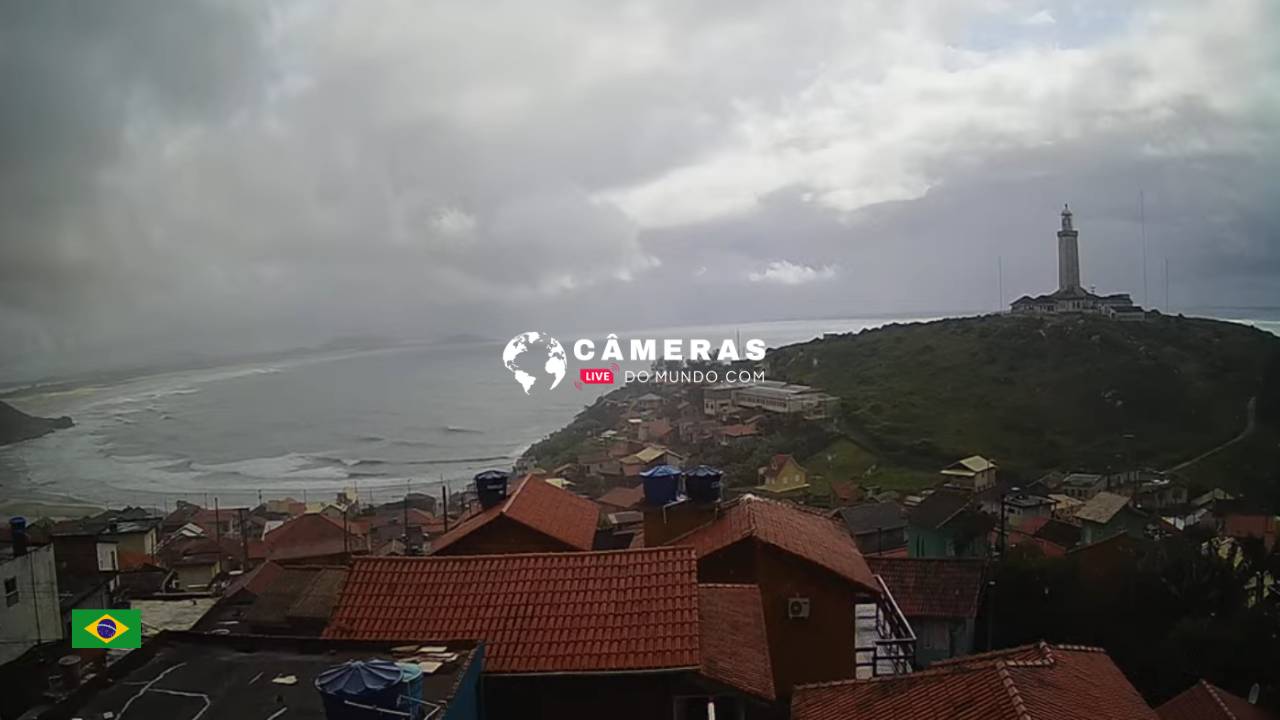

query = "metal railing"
(854, 575), (916, 677)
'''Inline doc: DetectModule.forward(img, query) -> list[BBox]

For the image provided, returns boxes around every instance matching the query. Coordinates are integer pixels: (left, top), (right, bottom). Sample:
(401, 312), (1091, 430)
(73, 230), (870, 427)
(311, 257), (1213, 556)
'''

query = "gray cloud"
(1, 0), (1278, 381)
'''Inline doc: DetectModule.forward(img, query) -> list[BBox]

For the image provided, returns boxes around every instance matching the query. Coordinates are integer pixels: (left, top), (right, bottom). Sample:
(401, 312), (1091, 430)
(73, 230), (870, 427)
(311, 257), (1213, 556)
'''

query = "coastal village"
(0, 211), (1276, 718)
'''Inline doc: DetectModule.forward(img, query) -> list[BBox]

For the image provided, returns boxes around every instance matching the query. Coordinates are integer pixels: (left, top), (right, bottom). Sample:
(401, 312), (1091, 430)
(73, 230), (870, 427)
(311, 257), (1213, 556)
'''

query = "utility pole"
(237, 507), (249, 570)
(1164, 257), (1170, 311)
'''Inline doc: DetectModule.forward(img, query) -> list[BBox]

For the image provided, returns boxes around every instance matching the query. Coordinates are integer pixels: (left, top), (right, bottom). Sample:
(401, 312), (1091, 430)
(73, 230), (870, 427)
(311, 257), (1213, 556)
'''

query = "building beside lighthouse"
(1010, 205), (1146, 320)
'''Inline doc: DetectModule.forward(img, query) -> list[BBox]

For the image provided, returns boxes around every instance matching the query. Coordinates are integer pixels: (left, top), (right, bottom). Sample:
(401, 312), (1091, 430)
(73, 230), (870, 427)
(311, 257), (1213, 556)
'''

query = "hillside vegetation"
(769, 313), (1280, 497)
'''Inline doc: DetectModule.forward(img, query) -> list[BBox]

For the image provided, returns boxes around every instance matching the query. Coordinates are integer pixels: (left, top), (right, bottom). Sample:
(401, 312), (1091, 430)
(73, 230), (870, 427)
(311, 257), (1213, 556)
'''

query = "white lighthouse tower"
(1057, 203), (1081, 292)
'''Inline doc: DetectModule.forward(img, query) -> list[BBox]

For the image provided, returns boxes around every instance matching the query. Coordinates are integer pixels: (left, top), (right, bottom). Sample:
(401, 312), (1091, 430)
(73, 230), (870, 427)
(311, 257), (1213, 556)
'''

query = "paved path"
(1167, 396), (1257, 473)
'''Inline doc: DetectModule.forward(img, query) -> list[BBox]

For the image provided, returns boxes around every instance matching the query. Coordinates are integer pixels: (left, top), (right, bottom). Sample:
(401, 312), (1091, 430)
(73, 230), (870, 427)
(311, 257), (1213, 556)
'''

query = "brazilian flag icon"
(72, 609), (142, 649)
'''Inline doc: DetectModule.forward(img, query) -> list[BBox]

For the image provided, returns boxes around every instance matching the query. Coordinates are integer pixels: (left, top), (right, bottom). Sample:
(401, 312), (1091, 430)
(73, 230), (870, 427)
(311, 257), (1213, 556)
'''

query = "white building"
(1010, 206), (1145, 320)
(0, 543), (62, 666)
(730, 381), (840, 419)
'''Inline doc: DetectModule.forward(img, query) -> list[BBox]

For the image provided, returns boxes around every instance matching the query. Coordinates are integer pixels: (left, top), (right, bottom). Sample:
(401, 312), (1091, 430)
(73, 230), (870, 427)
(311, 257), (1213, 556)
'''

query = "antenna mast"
(1140, 191), (1149, 306)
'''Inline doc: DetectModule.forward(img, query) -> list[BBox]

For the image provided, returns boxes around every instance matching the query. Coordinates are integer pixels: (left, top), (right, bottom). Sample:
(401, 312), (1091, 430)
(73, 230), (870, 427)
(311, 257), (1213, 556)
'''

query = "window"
(4, 577), (17, 607)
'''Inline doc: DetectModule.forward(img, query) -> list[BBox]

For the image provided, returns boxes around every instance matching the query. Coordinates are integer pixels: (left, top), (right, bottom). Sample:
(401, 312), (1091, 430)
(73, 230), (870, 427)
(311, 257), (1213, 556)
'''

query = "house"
(1002, 493), (1056, 528)
(635, 391), (665, 413)
(620, 445), (673, 476)
(596, 484), (646, 513)
(1156, 679), (1275, 719)
(906, 489), (993, 558)
(34, 632), (483, 720)
(197, 561), (348, 636)
(1007, 516), (1082, 557)
(835, 502), (908, 556)
(171, 553), (223, 591)
(1060, 472), (1106, 500)
(324, 548), (780, 718)
(719, 422), (761, 446)
(1075, 491), (1148, 545)
(939, 455), (997, 493)
(52, 513), (160, 561)
(792, 641), (1158, 719)
(757, 454), (810, 495)
(1215, 500), (1279, 550)
(639, 417), (674, 443)
(703, 383), (737, 417)
(1048, 493), (1086, 518)
(0, 528), (62, 666)
(867, 557), (986, 666)
(263, 513), (368, 564)
(656, 495), (914, 696)
(429, 474), (600, 555)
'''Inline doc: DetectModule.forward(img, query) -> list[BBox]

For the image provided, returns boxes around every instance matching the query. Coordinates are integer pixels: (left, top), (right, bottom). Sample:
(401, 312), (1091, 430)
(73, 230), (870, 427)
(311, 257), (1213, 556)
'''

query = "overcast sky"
(2, 0), (1277, 380)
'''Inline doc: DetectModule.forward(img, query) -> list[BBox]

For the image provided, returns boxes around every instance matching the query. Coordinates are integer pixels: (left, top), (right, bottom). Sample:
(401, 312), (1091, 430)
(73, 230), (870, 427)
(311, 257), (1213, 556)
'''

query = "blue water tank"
(315, 659), (403, 720)
(640, 465), (682, 506)
(396, 663), (424, 720)
(475, 470), (510, 509)
(684, 466), (723, 504)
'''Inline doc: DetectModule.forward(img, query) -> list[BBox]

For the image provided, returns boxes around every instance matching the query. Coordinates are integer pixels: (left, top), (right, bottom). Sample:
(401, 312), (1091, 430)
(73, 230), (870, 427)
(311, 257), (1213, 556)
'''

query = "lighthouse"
(1057, 203), (1081, 292)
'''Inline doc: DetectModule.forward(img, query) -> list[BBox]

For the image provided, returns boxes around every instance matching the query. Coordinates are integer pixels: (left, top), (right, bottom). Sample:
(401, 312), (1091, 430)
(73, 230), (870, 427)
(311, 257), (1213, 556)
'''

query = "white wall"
(0, 544), (63, 666)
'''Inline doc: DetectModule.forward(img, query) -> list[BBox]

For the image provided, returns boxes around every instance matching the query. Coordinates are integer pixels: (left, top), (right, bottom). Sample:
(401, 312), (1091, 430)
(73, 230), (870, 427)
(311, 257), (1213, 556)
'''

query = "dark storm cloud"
(1, 0), (1277, 381)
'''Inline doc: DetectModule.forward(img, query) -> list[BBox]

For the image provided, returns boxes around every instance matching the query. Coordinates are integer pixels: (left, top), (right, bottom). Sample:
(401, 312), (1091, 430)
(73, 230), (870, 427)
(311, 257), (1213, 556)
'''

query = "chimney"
(10, 517), (29, 557)
(475, 470), (510, 509)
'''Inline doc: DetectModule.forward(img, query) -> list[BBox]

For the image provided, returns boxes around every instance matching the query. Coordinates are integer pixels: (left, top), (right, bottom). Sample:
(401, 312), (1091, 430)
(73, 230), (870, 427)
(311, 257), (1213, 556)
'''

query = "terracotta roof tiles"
(1157, 680), (1275, 720)
(429, 475), (599, 553)
(868, 557), (986, 619)
(325, 548), (700, 673)
(793, 642), (1158, 720)
(668, 495), (878, 592)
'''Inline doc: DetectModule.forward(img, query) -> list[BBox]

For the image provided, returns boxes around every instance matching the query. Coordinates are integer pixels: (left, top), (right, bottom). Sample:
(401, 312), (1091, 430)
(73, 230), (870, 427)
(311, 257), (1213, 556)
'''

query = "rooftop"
(668, 495), (879, 592)
(326, 548), (697, 673)
(908, 488), (973, 530)
(941, 455), (997, 476)
(867, 557), (986, 619)
(837, 502), (908, 535)
(1156, 679), (1275, 720)
(323, 548), (774, 699)
(428, 475), (600, 553)
(792, 642), (1158, 720)
(264, 513), (366, 561)
(38, 632), (480, 720)
(1075, 492), (1136, 525)
(596, 485), (645, 510)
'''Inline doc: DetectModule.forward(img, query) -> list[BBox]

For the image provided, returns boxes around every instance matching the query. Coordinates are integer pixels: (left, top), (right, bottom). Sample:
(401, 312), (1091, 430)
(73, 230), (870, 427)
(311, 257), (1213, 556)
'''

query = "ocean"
(1, 316), (959, 512)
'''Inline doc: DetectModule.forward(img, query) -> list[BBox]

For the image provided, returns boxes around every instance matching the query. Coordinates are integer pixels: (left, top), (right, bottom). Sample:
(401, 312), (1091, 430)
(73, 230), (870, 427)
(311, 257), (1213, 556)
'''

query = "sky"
(2, 0), (1278, 381)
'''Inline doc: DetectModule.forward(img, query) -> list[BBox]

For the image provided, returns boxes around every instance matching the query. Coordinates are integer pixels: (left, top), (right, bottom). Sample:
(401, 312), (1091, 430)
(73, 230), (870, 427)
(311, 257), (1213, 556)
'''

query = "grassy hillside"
(769, 313), (1280, 493)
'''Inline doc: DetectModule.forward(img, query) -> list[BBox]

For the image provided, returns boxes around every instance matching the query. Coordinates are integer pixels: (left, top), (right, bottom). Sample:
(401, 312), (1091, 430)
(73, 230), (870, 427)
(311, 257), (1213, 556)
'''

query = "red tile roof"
(597, 485), (646, 510)
(698, 584), (775, 701)
(325, 548), (700, 673)
(265, 513), (366, 561)
(429, 475), (600, 553)
(668, 495), (878, 592)
(868, 557), (986, 619)
(793, 642), (1158, 720)
(1157, 680), (1275, 720)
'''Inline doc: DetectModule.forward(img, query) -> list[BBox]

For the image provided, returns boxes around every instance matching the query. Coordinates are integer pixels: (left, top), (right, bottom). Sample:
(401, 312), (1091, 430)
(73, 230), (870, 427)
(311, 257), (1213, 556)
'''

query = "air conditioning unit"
(787, 597), (811, 620)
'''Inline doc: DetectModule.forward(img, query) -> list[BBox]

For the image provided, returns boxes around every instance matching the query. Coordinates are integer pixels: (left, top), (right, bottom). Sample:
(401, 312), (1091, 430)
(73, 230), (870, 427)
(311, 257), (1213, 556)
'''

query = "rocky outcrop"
(0, 400), (73, 446)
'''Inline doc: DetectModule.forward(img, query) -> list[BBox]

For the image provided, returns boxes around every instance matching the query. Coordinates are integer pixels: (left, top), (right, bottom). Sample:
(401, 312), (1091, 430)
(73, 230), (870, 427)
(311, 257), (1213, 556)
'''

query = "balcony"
(854, 574), (916, 678)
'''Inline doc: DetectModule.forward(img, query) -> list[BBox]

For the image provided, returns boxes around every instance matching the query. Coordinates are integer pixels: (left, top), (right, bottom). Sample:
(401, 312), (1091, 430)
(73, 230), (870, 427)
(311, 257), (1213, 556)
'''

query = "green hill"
(768, 313), (1280, 498)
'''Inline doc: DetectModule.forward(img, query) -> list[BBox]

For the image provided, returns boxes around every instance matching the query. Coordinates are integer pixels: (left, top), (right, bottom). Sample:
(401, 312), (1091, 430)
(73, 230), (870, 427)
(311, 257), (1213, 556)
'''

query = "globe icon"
(97, 618), (118, 639)
(502, 332), (567, 394)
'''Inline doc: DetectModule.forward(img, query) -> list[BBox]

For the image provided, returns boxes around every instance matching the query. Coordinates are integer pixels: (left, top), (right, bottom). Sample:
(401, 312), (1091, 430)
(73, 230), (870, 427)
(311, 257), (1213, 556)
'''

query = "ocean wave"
(190, 453), (350, 480)
(443, 425), (484, 434)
